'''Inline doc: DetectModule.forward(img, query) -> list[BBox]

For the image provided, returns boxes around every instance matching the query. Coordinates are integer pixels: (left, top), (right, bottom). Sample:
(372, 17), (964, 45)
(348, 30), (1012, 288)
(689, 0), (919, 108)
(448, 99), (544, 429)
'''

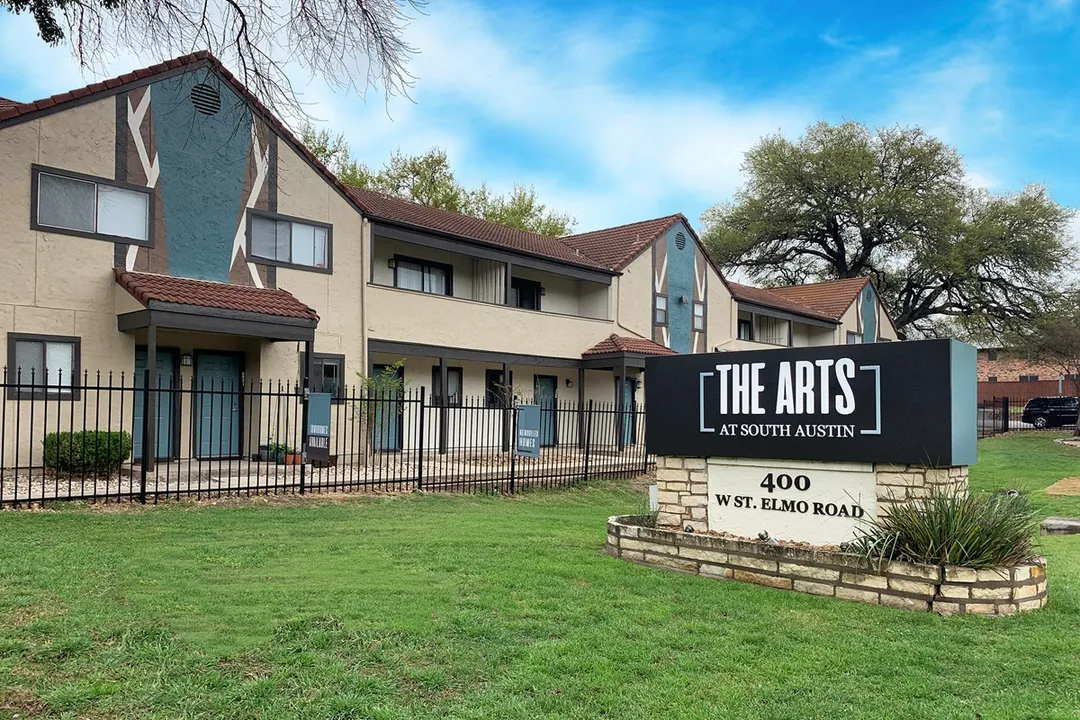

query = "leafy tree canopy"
(1008, 289), (1080, 435)
(701, 121), (1075, 339)
(301, 124), (576, 236)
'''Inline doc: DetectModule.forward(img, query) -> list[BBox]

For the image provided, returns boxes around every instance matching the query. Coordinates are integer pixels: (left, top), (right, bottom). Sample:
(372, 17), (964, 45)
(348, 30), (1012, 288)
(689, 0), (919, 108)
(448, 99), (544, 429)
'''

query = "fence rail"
(978, 395), (1079, 437)
(0, 368), (651, 506)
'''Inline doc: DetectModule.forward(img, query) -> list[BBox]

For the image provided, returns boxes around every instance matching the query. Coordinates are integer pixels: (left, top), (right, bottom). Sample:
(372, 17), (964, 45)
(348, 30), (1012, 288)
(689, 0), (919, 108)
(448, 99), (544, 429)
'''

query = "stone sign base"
(607, 516), (1047, 615)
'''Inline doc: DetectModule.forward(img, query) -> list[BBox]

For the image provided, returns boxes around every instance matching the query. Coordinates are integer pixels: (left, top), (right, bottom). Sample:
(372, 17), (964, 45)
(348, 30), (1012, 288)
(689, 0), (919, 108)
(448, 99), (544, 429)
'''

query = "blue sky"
(1, 0), (1078, 239)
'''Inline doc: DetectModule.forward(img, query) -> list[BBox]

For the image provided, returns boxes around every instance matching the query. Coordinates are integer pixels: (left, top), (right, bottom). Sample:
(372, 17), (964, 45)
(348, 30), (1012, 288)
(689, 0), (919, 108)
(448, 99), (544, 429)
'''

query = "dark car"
(1021, 396), (1079, 429)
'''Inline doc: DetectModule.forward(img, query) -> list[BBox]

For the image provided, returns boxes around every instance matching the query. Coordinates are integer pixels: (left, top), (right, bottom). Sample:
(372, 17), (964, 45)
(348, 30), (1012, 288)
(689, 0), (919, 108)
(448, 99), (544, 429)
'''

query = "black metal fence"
(0, 369), (651, 506)
(978, 395), (1079, 437)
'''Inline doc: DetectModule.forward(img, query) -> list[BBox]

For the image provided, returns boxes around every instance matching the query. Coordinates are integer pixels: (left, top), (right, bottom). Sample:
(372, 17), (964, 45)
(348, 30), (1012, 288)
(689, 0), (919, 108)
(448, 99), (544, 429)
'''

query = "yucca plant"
(847, 489), (1038, 569)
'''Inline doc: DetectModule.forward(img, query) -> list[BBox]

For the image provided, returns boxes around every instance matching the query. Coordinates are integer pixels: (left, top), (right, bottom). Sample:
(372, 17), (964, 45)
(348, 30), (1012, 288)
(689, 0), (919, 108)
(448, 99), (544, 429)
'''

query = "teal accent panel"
(151, 73), (252, 281)
(861, 285), (877, 343)
(665, 222), (695, 354)
(949, 339), (978, 466)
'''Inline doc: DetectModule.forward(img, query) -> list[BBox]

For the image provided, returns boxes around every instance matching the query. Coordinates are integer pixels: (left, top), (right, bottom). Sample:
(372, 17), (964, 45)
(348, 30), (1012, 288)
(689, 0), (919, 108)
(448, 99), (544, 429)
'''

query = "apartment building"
(0, 52), (897, 461)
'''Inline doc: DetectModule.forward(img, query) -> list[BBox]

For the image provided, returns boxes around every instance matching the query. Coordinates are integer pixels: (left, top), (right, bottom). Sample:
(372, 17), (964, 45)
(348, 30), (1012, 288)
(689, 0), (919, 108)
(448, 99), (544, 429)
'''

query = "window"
(1020, 374), (1039, 382)
(6, 333), (81, 400)
(394, 256), (452, 296)
(988, 376), (998, 383)
(32, 166), (151, 243)
(485, 368), (514, 408)
(987, 349), (999, 361)
(248, 211), (331, 271)
(737, 311), (753, 341)
(302, 352), (345, 401)
(654, 294), (668, 326)
(846, 332), (863, 344)
(509, 277), (542, 310)
(756, 315), (789, 346)
(431, 366), (463, 406)
(693, 301), (705, 331)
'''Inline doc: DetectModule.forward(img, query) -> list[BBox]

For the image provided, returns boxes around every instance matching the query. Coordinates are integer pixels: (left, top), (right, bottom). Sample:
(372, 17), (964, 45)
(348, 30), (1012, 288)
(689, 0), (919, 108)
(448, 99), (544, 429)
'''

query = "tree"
(701, 121), (1074, 339)
(3, 0), (424, 119)
(300, 123), (576, 235)
(1009, 291), (1080, 436)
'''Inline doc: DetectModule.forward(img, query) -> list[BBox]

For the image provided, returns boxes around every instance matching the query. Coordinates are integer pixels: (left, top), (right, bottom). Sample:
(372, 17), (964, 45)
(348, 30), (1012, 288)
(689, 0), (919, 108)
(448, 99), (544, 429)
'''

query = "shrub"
(846, 489), (1038, 569)
(43, 431), (133, 474)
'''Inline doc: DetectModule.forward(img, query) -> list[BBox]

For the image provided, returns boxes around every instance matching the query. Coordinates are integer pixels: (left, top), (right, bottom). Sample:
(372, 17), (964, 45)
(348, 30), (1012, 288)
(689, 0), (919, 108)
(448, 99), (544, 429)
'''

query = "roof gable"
(559, 215), (681, 270)
(728, 282), (838, 323)
(767, 277), (870, 320)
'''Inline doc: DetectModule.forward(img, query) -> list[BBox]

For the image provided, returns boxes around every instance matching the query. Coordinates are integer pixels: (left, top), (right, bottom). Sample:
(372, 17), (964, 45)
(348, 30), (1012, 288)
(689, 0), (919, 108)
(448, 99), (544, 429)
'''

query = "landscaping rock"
(1040, 517), (1080, 535)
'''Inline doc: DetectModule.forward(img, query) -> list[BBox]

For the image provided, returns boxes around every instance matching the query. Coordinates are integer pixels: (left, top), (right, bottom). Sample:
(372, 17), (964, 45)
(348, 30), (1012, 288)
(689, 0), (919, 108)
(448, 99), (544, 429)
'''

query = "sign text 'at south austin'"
(645, 339), (977, 467)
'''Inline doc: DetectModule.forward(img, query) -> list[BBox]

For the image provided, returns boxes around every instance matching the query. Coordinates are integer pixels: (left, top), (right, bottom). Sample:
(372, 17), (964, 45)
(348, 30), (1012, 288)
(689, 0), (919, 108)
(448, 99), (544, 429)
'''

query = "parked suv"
(1021, 396), (1079, 429)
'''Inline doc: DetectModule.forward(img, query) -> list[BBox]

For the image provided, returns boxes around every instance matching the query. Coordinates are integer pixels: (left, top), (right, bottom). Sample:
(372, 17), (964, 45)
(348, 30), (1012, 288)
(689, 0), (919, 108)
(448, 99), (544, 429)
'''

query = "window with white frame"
(33, 167), (150, 243)
(693, 301), (705, 331)
(654, 294), (668, 325)
(846, 331), (863, 344)
(755, 315), (789, 346)
(249, 212), (330, 270)
(737, 311), (754, 341)
(6, 333), (80, 399)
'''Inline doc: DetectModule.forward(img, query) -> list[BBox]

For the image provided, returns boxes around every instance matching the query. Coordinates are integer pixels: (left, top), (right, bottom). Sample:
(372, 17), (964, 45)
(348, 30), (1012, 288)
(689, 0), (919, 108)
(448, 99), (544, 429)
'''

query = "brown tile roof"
(767, 277), (869, 320)
(727, 282), (837, 323)
(559, 215), (682, 270)
(0, 97), (19, 111)
(583, 334), (677, 356)
(346, 187), (612, 271)
(115, 269), (318, 321)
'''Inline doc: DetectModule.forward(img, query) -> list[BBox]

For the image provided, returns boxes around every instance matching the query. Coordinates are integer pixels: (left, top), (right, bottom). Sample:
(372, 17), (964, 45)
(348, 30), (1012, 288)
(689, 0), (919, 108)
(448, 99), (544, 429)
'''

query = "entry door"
(534, 375), (558, 447)
(372, 364), (404, 452)
(195, 353), (242, 458)
(617, 376), (637, 446)
(133, 349), (178, 461)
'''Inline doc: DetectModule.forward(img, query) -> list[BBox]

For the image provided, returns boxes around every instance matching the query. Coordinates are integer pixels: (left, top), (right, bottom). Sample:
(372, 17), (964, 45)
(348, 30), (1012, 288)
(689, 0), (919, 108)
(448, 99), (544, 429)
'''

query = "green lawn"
(1, 436), (1079, 719)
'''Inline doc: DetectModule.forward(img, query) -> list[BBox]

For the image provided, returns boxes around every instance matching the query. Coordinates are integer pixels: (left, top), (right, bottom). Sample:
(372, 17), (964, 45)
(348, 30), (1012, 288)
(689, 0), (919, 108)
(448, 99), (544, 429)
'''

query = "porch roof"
(114, 269), (318, 341)
(581, 334), (676, 369)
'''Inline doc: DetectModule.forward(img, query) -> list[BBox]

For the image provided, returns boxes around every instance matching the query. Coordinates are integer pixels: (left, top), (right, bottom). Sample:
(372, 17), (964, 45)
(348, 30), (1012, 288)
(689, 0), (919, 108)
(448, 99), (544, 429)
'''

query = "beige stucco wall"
(836, 293), (899, 342)
(703, 265), (732, 353)
(259, 141), (367, 385)
(613, 252), (654, 339)
(366, 285), (613, 359)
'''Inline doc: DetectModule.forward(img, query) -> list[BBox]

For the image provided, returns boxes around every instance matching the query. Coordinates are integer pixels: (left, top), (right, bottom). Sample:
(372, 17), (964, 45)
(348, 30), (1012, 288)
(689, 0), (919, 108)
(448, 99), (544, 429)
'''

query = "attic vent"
(190, 83), (221, 115)
(674, 231), (687, 251)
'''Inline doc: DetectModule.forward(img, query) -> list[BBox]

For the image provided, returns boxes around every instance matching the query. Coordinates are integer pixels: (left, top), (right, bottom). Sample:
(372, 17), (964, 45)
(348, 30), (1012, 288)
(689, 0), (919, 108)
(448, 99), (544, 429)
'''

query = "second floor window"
(395, 257), (452, 296)
(757, 315), (789, 346)
(34, 167), (150, 243)
(693, 301), (705, 331)
(510, 277), (542, 310)
(737, 312), (753, 341)
(654, 295), (667, 325)
(846, 331), (863, 344)
(249, 213), (329, 270)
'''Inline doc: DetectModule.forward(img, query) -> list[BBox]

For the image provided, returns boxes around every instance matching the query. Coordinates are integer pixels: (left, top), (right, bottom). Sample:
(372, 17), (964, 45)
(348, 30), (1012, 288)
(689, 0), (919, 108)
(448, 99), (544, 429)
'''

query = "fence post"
(509, 404), (517, 494)
(416, 386), (426, 491)
(1002, 396), (1010, 434)
(299, 340), (312, 495)
(139, 368), (150, 505)
(582, 399), (594, 483)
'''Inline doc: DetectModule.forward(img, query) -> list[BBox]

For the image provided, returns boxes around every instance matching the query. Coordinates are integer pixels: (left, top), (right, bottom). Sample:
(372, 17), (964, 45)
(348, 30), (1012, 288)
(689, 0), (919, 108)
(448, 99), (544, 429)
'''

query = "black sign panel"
(645, 339), (976, 466)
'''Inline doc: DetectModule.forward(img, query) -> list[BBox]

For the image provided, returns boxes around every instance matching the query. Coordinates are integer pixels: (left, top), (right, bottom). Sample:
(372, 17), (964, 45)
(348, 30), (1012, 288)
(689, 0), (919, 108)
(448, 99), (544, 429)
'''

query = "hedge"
(43, 431), (133, 474)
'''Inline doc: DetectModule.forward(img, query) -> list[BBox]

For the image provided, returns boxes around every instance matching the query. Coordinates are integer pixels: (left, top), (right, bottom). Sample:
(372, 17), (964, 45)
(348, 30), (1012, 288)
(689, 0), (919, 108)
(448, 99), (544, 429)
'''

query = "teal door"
(534, 375), (557, 447)
(195, 353), (242, 458)
(372, 364), (403, 452)
(617, 376), (636, 446)
(133, 349), (177, 461)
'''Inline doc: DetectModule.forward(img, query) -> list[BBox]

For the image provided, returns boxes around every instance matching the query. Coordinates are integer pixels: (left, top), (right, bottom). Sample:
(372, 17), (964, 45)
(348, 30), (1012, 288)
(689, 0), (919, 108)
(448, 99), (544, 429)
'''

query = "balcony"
(366, 284), (614, 359)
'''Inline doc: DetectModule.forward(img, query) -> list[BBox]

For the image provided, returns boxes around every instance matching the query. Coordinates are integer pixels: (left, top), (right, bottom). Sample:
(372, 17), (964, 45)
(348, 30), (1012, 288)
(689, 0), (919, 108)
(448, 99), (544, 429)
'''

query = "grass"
(0, 436), (1077, 719)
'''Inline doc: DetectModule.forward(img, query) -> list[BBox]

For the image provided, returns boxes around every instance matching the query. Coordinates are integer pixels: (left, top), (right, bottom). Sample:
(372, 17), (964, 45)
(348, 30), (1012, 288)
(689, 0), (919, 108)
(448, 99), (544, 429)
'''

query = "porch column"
(439, 356), (448, 454)
(577, 366), (585, 449)
(144, 324), (157, 472)
(616, 357), (626, 453)
(501, 361), (511, 452)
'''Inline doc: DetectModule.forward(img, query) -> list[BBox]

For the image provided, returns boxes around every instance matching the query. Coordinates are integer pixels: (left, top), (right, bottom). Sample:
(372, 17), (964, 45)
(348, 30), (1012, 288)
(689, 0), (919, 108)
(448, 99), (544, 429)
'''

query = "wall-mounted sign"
(516, 404), (541, 458)
(645, 339), (976, 466)
(707, 459), (875, 545)
(306, 392), (332, 462)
